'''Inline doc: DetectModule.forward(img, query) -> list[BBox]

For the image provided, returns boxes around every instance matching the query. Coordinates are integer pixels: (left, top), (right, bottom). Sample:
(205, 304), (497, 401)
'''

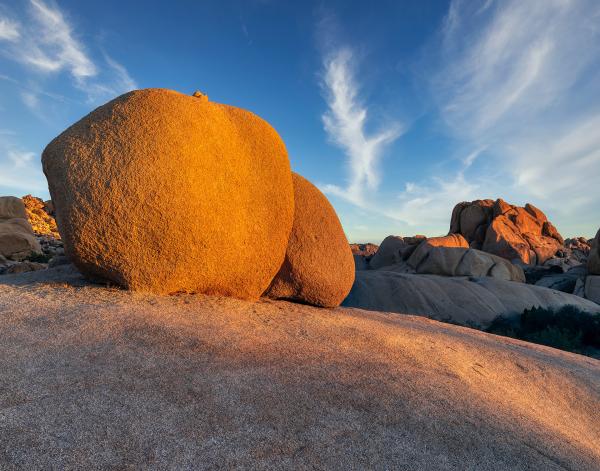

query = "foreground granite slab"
(0, 266), (599, 470)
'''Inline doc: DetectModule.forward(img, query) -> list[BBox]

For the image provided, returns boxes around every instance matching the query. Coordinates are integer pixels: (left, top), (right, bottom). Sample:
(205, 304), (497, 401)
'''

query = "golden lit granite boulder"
(42, 88), (294, 297)
(450, 199), (563, 265)
(265, 173), (354, 307)
(0, 196), (41, 260)
(22, 195), (60, 239)
(406, 234), (469, 269)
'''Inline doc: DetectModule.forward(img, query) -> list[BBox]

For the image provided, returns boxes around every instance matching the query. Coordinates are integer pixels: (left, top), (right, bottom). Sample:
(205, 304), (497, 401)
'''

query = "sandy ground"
(0, 265), (599, 470)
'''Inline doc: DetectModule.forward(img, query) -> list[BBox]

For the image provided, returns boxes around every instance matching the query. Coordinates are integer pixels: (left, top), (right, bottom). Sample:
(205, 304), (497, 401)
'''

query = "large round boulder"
(42, 88), (294, 297)
(265, 173), (354, 307)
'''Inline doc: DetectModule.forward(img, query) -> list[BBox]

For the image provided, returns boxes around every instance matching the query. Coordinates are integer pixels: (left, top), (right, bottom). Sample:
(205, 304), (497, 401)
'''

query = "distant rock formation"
(450, 199), (563, 265)
(22, 195), (60, 239)
(265, 173), (354, 307)
(349, 243), (379, 258)
(405, 234), (469, 268)
(42, 88), (295, 298)
(343, 270), (598, 328)
(359, 233), (524, 282)
(368, 235), (426, 270)
(0, 196), (41, 262)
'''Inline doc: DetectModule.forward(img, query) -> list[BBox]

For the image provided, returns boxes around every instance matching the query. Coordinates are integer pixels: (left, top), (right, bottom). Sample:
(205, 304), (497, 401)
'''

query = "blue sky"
(1, 0), (600, 243)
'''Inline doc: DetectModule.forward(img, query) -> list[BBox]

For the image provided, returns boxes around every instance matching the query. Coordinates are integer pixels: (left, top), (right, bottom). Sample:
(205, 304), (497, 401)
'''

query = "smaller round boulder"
(265, 173), (354, 307)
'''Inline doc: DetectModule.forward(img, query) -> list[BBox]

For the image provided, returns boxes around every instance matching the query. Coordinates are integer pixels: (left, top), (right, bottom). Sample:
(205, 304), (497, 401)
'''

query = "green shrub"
(486, 305), (600, 356)
(24, 252), (52, 264)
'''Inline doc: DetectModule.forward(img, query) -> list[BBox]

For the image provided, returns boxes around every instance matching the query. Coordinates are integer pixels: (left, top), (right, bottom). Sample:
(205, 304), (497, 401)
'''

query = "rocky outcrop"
(349, 243), (379, 258)
(365, 234), (524, 282)
(343, 270), (599, 328)
(450, 199), (564, 265)
(369, 235), (425, 269)
(534, 265), (587, 293)
(42, 88), (294, 297)
(22, 195), (60, 239)
(265, 173), (354, 308)
(0, 196), (41, 261)
(0, 266), (599, 470)
(412, 247), (525, 282)
(406, 234), (469, 268)
(585, 275), (600, 304)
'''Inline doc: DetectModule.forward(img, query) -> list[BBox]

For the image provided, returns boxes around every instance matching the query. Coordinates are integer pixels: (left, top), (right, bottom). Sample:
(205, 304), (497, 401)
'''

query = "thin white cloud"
(20, 91), (39, 110)
(0, 133), (46, 194)
(0, 17), (20, 41)
(84, 53), (138, 103)
(0, 0), (136, 104)
(429, 0), (600, 235)
(8, 150), (35, 168)
(26, 0), (96, 80)
(321, 47), (402, 206)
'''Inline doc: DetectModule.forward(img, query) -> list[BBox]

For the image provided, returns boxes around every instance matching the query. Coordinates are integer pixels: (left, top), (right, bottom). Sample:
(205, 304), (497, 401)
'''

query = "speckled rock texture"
(42, 88), (294, 297)
(265, 173), (354, 307)
(407, 234), (469, 269)
(450, 199), (564, 265)
(0, 196), (41, 260)
(21, 195), (60, 239)
(0, 266), (599, 470)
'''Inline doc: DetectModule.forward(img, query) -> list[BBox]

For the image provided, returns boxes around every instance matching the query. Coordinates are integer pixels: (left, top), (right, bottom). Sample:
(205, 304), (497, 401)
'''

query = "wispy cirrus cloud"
(320, 47), (402, 206)
(317, 43), (483, 234)
(320, 0), (600, 240)
(0, 17), (19, 41)
(24, 0), (97, 80)
(0, 0), (136, 105)
(0, 133), (47, 193)
(430, 0), (600, 230)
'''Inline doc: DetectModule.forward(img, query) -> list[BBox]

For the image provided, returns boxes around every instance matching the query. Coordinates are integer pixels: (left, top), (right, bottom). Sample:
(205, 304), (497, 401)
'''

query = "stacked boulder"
(22, 195), (64, 262)
(265, 173), (354, 307)
(41, 88), (353, 306)
(22, 195), (60, 239)
(449, 199), (563, 265)
(360, 233), (524, 282)
(406, 235), (525, 282)
(0, 196), (43, 273)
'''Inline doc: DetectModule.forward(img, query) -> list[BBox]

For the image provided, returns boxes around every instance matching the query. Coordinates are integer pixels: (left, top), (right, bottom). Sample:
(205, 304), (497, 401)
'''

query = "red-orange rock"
(483, 216), (534, 264)
(22, 195), (60, 239)
(450, 199), (563, 265)
(407, 234), (469, 269)
(42, 88), (294, 297)
(265, 173), (354, 307)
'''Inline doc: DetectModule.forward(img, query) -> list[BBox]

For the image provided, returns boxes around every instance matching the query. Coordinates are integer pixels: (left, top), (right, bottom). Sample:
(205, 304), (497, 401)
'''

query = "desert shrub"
(486, 305), (600, 356)
(25, 252), (52, 264)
